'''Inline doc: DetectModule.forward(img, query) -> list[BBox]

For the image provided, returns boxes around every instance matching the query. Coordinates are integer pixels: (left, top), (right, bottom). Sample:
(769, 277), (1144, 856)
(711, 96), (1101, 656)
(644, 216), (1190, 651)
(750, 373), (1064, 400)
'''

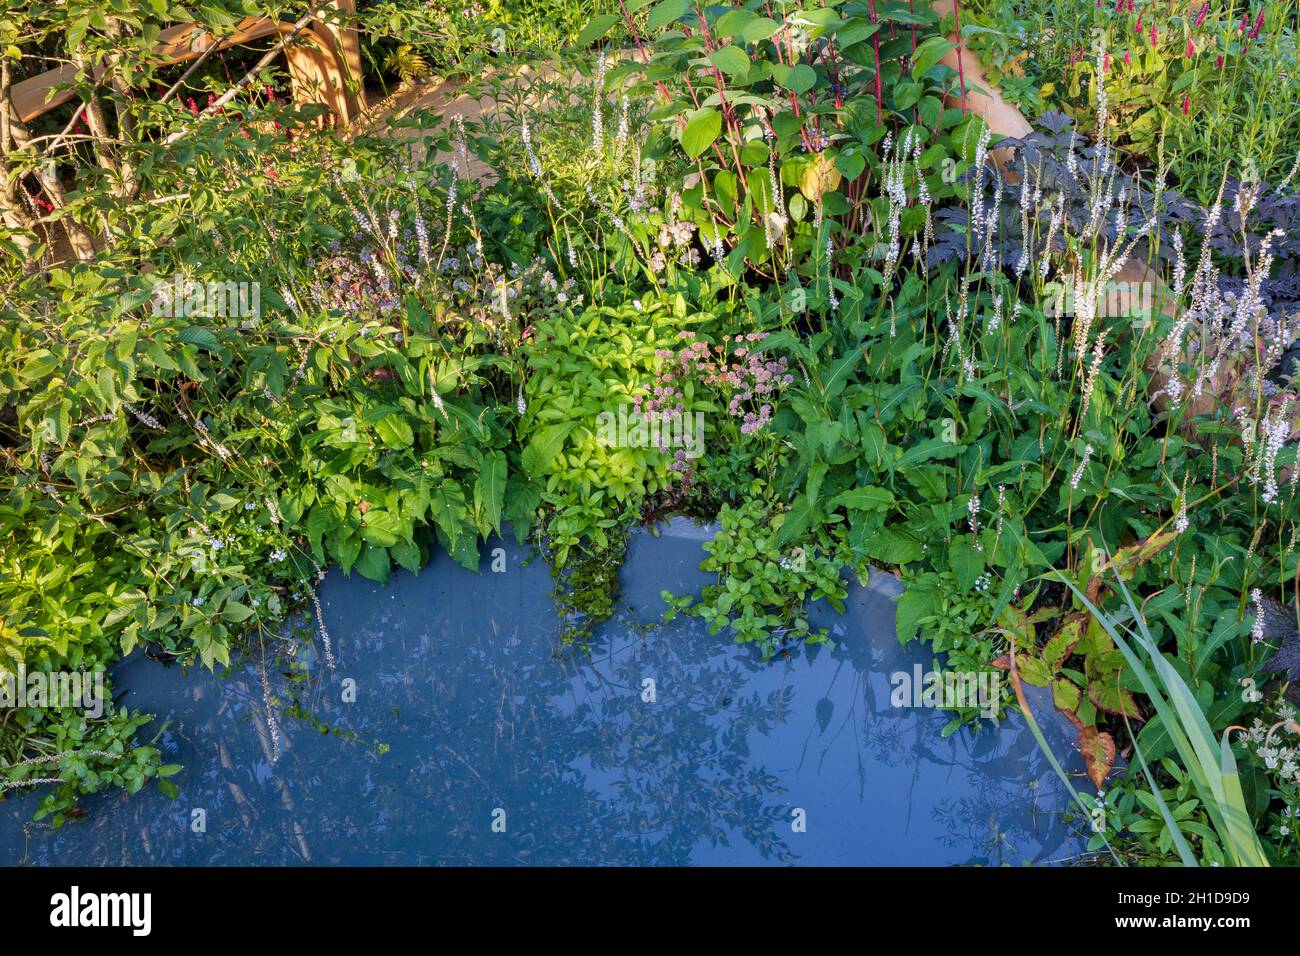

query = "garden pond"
(0, 518), (1086, 865)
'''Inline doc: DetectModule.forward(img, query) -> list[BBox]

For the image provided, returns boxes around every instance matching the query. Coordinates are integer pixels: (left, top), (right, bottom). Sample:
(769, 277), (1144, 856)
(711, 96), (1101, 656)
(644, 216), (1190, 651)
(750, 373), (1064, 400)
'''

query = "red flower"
(1150, 23), (1158, 45)
(1216, 53), (1224, 69)
(1123, 50), (1132, 66)
(1194, 2), (1209, 27)
(1181, 95), (1190, 115)
(1185, 38), (1195, 58)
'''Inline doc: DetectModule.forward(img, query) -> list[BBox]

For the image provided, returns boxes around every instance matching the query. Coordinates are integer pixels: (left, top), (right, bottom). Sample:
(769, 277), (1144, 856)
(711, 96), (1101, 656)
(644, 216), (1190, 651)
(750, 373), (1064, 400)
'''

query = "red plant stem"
(694, 5), (747, 181)
(763, 2), (811, 150)
(616, 0), (672, 103)
(909, 0), (920, 125)
(953, 0), (968, 115)
(867, 0), (884, 124)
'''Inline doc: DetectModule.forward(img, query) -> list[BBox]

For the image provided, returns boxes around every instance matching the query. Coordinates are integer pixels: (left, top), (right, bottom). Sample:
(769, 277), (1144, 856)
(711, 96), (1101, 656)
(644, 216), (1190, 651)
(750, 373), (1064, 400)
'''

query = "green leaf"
(709, 46), (750, 78)
(741, 17), (781, 43)
(829, 486), (895, 511)
(911, 35), (953, 78)
(221, 601), (255, 623)
(360, 509), (404, 548)
(898, 437), (964, 470)
(776, 494), (817, 547)
(771, 62), (817, 93)
(522, 422), (576, 475)
(866, 527), (923, 565)
(894, 583), (937, 642)
(475, 451), (507, 535)
(356, 544), (391, 582)
(576, 12), (620, 46)
(375, 413), (414, 449)
(391, 539), (423, 574)
(647, 0), (688, 31)
(948, 536), (984, 591)
(681, 107), (722, 158)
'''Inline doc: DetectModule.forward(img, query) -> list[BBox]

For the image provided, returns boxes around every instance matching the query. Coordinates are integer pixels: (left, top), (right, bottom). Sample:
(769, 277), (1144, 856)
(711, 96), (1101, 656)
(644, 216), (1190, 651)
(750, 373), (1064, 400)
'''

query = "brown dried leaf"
(1079, 726), (1116, 789)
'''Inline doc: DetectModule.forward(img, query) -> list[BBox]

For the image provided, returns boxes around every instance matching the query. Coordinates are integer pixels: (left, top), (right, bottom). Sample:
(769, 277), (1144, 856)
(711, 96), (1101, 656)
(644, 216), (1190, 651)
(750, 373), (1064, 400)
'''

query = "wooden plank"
(9, 13), (361, 125)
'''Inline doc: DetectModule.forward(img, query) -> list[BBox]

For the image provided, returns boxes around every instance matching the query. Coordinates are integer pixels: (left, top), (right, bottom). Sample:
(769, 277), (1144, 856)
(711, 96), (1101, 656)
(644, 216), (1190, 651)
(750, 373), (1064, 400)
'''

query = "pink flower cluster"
(648, 330), (794, 437)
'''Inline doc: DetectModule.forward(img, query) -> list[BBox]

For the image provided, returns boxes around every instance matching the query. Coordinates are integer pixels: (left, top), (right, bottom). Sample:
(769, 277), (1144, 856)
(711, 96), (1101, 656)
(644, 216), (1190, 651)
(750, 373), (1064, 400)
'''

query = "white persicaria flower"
(967, 492), (981, 549)
(616, 94), (629, 151)
(1250, 588), (1267, 644)
(1070, 444), (1094, 490)
(591, 52), (607, 153)
(1171, 228), (1186, 297)
(1259, 409), (1290, 504)
(310, 587), (336, 671)
(1174, 475), (1190, 534)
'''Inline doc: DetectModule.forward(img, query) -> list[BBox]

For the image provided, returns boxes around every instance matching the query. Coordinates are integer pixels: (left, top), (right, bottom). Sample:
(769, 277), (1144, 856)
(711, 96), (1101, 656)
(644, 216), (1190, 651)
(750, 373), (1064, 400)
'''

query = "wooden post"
(314, 0), (366, 120)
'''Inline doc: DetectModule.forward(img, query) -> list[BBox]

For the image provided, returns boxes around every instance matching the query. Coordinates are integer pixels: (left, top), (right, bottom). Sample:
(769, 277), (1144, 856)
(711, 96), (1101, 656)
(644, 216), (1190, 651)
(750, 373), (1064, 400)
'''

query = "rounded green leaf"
(742, 16), (781, 43)
(710, 45), (750, 78)
(772, 62), (816, 93)
(911, 35), (953, 78)
(647, 0), (689, 31)
(681, 107), (722, 158)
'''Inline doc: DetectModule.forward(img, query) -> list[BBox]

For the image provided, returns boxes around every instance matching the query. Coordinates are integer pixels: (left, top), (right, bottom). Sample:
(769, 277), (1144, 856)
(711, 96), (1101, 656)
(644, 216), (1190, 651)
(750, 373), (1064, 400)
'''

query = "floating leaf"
(1079, 726), (1117, 789)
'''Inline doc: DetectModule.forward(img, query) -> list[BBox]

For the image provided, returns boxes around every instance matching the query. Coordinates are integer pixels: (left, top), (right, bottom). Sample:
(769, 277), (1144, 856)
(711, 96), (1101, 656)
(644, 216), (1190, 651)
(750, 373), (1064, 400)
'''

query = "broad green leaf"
(681, 107), (722, 158)
(911, 35), (953, 78)
(647, 0), (688, 31)
(475, 451), (507, 535)
(577, 13), (620, 46)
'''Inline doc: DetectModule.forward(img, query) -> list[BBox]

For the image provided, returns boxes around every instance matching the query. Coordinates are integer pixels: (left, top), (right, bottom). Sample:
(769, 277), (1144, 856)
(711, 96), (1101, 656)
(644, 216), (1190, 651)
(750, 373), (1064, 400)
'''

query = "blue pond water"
(1, 518), (1086, 865)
